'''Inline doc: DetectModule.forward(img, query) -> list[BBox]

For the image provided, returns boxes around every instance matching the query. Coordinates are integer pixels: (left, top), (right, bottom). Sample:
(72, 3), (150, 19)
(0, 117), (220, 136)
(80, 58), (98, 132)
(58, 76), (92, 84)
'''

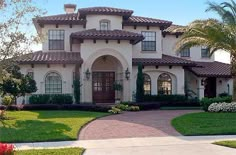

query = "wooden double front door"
(92, 72), (115, 103)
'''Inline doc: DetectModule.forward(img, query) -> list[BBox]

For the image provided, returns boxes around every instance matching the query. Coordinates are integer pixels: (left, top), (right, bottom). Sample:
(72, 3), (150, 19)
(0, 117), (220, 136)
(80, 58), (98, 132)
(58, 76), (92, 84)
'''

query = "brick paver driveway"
(79, 110), (201, 140)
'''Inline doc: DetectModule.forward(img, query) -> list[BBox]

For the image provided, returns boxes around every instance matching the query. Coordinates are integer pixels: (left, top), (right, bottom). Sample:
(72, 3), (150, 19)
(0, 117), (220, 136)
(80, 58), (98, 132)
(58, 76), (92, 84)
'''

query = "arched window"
(100, 19), (110, 30)
(158, 73), (172, 95)
(45, 72), (62, 94)
(143, 74), (151, 95)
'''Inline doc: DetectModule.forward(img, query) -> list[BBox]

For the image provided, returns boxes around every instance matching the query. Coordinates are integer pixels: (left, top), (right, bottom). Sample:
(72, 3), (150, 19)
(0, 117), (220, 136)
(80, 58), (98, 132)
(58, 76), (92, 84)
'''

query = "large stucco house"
(17, 4), (233, 104)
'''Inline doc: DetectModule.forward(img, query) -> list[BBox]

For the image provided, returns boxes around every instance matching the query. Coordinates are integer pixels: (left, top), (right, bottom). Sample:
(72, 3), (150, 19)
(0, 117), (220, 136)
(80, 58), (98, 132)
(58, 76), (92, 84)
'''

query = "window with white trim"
(141, 31), (156, 51)
(100, 20), (110, 30)
(180, 48), (190, 57)
(143, 74), (151, 95)
(45, 72), (62, 94)
(158, 73), (172, 95)
(48, 30), (65, 50)
(201, 48), (210, 58)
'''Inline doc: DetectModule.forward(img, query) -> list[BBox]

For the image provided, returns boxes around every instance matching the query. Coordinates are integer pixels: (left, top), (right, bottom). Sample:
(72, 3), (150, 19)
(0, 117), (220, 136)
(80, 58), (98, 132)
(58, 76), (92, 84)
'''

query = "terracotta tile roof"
(34, 13), (86, 25)
(189, 61), (232, 78)
(71, 29), (144, 44)
(17, 51), (83, 64)
(123, 16), (172, 27)
(132, 55), (195, 66)
(78, 7), (133, 17)
(163, 24), (185, 35)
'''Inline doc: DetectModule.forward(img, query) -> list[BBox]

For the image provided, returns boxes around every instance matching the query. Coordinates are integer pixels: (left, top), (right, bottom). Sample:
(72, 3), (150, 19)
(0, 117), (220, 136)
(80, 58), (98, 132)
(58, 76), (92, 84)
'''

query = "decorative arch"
(158, 73), (172, 95)
(45, 72), (62, 94)
(143, 73), (151, 95)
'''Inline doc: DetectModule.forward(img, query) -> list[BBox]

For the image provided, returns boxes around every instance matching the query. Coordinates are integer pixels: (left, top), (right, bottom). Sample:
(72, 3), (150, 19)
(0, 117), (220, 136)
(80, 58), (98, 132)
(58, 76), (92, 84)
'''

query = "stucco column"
(176, 68), (185, 95)
(197, 78), (205, 99)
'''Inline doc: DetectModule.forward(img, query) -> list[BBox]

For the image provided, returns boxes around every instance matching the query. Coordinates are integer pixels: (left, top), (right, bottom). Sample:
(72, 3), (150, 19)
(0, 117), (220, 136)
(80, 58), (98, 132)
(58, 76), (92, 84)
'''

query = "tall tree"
(174, 0), (236, 73)
(0, 0), (45, 80)
(136, 64), (144, 102)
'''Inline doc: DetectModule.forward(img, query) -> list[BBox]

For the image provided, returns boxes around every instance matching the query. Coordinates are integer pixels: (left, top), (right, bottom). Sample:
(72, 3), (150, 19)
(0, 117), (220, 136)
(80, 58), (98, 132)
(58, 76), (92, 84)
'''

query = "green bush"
(200, 96), (232, 111)
(2, 95), (13, 106)
(115, 104), (129, 111)
(29, 94), (50, 104)
(127, 106), (140, 111)
(108, 107), (122, 114)
(51, 94), (73, 105)
(29, 94), (73, 105)
(143, 95), (187, 102)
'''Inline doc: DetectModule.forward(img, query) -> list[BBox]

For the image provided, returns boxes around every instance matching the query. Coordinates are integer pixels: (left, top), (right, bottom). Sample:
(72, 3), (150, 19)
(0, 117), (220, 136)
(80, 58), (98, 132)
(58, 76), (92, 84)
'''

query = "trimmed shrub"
(208, 102), (236, 112)
(51, 94), (73, 105)
(23, 104), (59, 110)
(115, 104), (129, 111)
(144, 95), (188, 102)
(130, 102), (161, 110)
(29, 94), (50, 104)
(60, 104), (110, 112)
(127, 106), (140, 111)
(29, 94), (73, 105)
(200, 96), (232, 111)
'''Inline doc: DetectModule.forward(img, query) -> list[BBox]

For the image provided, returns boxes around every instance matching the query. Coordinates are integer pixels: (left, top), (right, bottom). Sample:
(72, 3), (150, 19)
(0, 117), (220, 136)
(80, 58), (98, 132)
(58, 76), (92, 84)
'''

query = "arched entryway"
(91, 55), (123, 103)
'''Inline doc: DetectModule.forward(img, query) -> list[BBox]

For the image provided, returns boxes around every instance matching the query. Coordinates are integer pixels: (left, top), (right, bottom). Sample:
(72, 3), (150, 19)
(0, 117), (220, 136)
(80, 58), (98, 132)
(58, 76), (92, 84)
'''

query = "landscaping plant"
(0, 143), (15, 155)
(200, 96), (232, 111)
(136, 63), (144, 102)
(208, 102), (236, 112)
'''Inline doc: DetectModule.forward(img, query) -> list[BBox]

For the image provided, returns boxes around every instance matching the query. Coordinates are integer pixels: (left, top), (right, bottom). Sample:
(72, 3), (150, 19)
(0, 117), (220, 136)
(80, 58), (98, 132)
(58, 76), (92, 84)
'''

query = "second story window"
(100, 20), (110, 30)
(48, 30), (65, 50)
(142, 31), (156, 51)
(180, 48), (190, 57)
(27, 71), (34, 79)
(201, 47), (210, 58)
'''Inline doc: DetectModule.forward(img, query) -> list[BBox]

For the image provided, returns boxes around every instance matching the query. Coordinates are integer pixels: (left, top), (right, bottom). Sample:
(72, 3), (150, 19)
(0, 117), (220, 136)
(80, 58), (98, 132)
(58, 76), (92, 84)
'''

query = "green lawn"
(0, 111), (108, 143)
(17, 147), (85, 155)
(214, 141), (236, 149)
(172, 112), (236, 136)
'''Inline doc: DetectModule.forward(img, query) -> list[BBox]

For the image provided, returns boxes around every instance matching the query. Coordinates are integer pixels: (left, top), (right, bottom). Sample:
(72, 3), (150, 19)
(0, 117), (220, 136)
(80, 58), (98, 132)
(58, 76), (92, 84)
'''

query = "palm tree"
(174, 0), (236, 73)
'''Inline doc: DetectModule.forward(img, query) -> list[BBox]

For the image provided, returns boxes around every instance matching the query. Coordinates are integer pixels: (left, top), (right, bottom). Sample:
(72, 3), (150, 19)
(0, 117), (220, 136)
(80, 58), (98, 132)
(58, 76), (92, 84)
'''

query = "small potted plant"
(113, 82), (123, 104)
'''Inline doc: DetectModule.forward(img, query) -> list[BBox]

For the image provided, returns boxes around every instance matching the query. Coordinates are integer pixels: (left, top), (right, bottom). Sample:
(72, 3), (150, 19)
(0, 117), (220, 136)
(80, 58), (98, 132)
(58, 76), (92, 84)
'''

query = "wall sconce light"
(201, 79), (205, 86)
(125, 68), (130, 80)
(85, 69), (91, 80)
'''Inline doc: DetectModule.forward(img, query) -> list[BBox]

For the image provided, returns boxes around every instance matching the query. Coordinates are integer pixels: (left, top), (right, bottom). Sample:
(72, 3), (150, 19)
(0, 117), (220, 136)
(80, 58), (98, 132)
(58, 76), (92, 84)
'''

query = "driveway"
(79, 110), (201, 140)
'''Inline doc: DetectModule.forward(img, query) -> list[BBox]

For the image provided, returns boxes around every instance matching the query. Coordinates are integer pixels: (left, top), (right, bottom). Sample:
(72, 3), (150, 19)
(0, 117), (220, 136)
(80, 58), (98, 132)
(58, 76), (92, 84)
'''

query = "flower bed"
(208, 102), (236, 112)
(0, 143), (14, 155)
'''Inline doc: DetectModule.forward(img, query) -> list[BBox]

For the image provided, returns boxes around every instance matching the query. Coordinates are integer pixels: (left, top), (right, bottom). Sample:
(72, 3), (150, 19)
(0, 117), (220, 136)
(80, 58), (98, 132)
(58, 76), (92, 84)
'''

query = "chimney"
(64, 4), (76, 14)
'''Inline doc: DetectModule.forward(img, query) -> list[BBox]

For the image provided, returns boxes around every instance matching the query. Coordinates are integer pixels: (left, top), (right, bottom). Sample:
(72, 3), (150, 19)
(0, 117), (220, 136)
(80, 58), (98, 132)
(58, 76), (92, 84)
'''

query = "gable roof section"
(132, 55), (195, 66)
(34, 13), (86, 25)
(123, 16), (172, 27)
(16, 51), (83, 64)
(78, 7), (133, 18)
(188, 61), (232, 78)
(71, 29), (144, 44)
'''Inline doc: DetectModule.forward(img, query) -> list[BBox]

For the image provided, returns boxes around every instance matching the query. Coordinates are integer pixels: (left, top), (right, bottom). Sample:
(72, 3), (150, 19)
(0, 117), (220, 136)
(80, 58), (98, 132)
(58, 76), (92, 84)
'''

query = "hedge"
(200, 96), (232, 111)
(29, 94), (73, 105)
(143, 95), (198, 102)
(0, 104), (110, 112)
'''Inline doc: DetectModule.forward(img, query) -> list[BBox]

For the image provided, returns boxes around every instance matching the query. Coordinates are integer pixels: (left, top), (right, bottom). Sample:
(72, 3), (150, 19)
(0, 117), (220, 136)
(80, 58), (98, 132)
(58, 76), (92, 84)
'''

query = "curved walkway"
(79, 110), (201, 140)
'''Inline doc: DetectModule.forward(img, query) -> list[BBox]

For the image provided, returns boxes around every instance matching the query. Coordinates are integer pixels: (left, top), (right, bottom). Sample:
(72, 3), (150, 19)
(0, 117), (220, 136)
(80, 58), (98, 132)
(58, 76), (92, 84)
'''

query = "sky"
(32, 0), (230, 63)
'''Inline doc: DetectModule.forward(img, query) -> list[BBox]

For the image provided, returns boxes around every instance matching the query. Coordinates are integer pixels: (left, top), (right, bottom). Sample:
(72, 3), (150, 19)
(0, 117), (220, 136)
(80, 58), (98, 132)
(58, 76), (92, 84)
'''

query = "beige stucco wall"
(86, 15), (123, 30)
(79, 40), (132, 102)
(216, 78), (233, 96)
(20, 64), (75, 94)
(40, 24), (84, 52)
(132, 66), (185, 100)
(162, 34), (216, 62)
(123, 26), (162, 59)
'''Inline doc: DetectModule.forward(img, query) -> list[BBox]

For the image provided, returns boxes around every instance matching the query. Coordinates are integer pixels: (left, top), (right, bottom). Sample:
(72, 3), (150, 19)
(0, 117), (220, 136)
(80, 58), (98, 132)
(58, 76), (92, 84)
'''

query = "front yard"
(17, 147), (85, 155)
(172, 112), (236, 136)
(214, 141), (236, 149)
(0, 111), (108, 143)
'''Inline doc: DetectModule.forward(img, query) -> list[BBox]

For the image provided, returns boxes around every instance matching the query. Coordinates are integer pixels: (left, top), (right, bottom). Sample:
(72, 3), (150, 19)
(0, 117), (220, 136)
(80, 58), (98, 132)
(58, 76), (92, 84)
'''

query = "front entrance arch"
(91, 55), (123, 103)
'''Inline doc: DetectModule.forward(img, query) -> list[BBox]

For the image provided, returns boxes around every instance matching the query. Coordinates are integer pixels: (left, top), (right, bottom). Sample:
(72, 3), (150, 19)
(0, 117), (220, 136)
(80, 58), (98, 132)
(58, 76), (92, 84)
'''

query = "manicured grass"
(214, 141), (236, 149)
(160, 106), (202, 110)
(172, 112), (236, 136)
(17, 147), (85, 155)
(0, 111), (108, 143)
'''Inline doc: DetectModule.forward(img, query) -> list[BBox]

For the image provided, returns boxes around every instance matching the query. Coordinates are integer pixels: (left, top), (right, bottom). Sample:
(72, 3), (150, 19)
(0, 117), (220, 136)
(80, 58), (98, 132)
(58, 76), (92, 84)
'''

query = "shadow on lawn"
(0, 120), (72, 143)
(35, 110), (107, 119)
